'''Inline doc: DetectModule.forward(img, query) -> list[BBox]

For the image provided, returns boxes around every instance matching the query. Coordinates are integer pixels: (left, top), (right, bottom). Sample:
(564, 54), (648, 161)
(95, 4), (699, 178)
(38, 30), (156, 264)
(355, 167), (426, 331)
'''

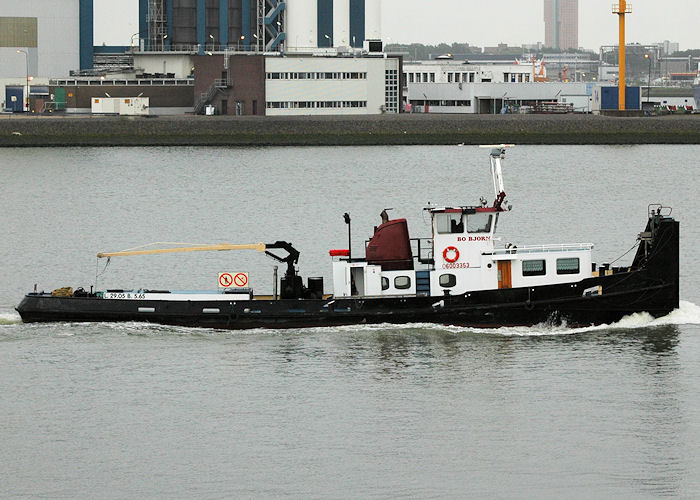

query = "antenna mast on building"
(613, 1), (632, 111)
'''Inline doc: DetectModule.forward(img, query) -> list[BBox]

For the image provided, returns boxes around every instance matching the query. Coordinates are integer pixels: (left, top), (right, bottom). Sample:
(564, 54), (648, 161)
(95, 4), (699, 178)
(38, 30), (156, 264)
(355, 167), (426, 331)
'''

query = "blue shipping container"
(5, 87), (24, 112)
(600, 86), (641, 110)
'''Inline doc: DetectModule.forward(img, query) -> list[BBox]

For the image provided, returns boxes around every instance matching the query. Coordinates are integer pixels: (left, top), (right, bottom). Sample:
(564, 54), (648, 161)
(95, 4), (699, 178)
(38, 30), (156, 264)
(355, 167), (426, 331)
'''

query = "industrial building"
(0, 0), (394, 116)
(265, 55), (398, 115)
(406, 82), (593, 114)
(405, 77), (643, 115)
(192, 52), (400, 116)
(402, 61), (644, 114)
(402, 60), (586, 114)
(138, 0), (381, 53)
(128, 0), (395, 116)
(48, 77), (195, 115)
(0, 0), (93, 111)
(403, 60), (546, 85)
(544, 0), (578, 51)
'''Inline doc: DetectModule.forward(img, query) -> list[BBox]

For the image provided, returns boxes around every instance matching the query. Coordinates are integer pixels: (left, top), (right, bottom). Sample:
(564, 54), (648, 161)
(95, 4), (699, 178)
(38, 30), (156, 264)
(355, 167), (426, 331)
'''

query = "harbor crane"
(613, 1), (632, 110)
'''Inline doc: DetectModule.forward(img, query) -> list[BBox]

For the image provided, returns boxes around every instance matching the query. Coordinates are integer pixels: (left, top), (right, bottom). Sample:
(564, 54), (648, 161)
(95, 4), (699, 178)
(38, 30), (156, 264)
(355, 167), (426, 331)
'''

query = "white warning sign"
(218, 272), (248, 288)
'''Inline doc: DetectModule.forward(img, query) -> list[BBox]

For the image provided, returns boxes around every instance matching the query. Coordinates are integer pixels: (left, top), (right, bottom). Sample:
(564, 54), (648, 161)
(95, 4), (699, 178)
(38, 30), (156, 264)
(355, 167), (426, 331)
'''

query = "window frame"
(439, 274), (457, 288)
(467, 213), (493, 233)
(522, 259), (547, 277)
(381, 277), (390, 291)
(394, 276), (411, 290)
(436, 213), (464, 234)
(556, 257), (580, 275)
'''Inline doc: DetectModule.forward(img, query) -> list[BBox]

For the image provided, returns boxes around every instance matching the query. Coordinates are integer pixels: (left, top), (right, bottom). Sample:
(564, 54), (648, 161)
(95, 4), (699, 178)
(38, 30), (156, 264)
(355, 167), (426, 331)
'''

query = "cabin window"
(381, 277), (390, 291)
(394, 276), (411, 290)
(467, 213), (493, 233)
(439, 274), (456, 288)
(522, 259), (546, 277)
(557, 258), (580, 275)
(436, 213), (464, 234)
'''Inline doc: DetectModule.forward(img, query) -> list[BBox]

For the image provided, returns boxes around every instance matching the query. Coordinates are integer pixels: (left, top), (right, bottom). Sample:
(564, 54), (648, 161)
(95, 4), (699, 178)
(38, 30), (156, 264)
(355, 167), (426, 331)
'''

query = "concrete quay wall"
(0, 114), (698, 147)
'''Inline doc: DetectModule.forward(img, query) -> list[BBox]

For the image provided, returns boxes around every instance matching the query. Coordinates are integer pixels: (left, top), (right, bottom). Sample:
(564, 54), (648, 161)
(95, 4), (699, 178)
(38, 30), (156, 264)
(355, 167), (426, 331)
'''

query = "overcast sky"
(93, 0), (700, 51)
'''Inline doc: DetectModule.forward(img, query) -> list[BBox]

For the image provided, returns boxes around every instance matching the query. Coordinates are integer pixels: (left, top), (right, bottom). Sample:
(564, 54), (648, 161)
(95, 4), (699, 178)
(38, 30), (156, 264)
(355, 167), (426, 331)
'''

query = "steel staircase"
(194, 78), (229, 115)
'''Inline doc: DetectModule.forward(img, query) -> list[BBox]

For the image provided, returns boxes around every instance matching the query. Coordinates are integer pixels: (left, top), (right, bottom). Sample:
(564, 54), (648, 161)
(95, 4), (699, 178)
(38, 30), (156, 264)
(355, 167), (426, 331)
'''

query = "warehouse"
(0, 0), (92, 111)
(407, 82), (594, 114)
(403, 60), (544, 85)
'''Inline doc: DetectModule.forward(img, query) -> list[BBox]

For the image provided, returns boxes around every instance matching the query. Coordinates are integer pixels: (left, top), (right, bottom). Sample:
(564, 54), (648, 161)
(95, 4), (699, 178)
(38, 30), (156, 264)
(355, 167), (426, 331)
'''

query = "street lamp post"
(130, 32), (140, 52)
(324, 33), (332, 48)
(276, 22), (282, 51)
(252, 33), (259, 52)
(16, 49), (28, 112)
(644, 53), (652, 104)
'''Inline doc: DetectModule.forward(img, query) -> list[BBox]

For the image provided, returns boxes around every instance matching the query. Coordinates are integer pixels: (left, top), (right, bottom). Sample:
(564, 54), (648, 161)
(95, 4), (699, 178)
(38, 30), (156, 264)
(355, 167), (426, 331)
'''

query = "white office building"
(403, 60), (546, 85)
(265, 55), (400, 115)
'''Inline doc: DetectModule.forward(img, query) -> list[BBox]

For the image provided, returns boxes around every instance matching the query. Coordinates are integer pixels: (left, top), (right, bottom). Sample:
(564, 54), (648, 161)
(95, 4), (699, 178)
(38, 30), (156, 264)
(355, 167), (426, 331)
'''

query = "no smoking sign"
(218, 272), (248, 288)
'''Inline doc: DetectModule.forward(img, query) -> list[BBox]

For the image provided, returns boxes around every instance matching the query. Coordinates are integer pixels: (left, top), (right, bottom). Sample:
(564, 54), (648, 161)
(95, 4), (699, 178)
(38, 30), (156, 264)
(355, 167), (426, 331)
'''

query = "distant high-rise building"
(544, 0), (578, 51)
(660, 40), (680, 55)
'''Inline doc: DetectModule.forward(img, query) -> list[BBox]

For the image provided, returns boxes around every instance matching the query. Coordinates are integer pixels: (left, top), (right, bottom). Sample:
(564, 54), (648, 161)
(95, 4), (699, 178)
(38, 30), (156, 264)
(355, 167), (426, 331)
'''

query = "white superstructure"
(330, 147), (595, 298)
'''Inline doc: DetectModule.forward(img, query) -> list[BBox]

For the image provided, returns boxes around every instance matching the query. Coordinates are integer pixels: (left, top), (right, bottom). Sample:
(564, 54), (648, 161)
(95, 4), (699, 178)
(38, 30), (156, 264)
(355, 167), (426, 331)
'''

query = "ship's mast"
(479, 144), (514, 210)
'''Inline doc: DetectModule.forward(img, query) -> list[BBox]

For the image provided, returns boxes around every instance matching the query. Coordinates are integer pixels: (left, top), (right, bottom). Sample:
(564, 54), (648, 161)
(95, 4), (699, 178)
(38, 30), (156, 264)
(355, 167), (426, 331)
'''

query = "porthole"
(394, 276), (411, 290)
(381, 277), (390, 291)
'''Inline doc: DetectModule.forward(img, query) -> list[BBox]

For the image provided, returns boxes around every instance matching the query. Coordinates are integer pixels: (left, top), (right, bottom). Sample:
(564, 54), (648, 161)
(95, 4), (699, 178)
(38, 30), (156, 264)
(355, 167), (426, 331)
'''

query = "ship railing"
(489, 243), (594, 256)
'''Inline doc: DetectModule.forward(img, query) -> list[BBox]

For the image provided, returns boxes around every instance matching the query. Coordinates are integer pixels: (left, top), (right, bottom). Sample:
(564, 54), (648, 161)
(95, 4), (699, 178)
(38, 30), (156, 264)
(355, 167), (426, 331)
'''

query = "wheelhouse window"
(522, 259), (546, 277)
(381, 277), (390, 291)
(436, 213), (464, 234)
(557, 258), (580, 275)
(439, 274), (456, 288)
(394, 276), (411, 290)
(467, 213), (493, 233)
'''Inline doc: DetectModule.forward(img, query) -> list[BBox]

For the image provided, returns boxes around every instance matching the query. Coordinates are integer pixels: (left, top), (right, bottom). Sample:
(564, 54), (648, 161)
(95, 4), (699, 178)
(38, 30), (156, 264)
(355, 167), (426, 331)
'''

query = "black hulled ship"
(17, 146), (679, 329)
